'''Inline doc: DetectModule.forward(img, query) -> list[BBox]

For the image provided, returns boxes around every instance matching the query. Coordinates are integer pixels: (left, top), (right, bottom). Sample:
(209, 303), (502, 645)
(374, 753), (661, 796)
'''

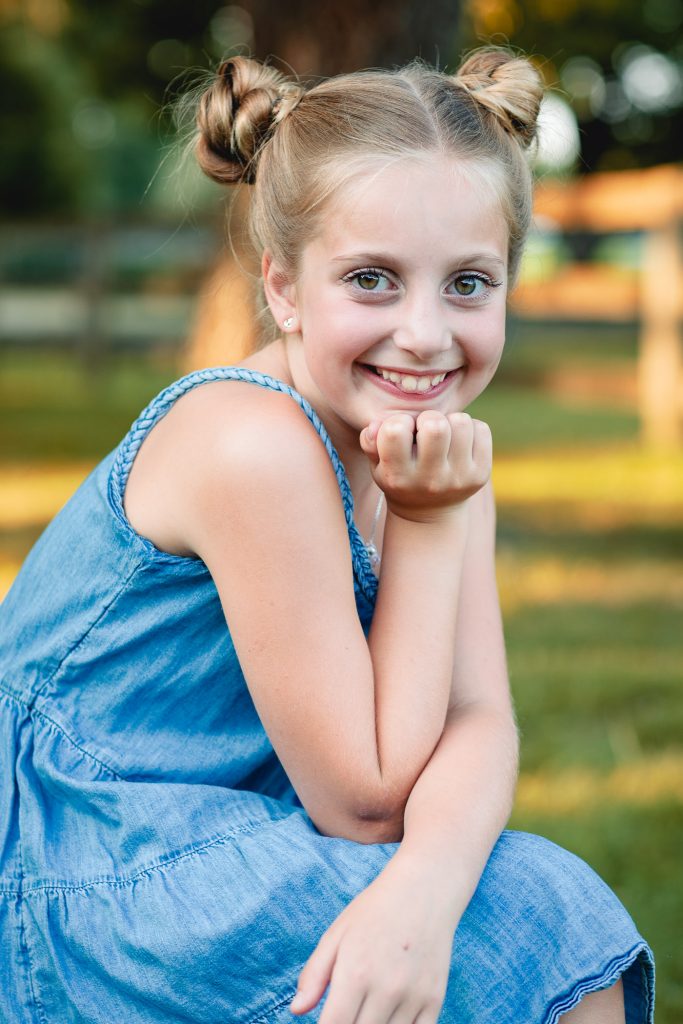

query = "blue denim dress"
(0, 367), (654, 1024)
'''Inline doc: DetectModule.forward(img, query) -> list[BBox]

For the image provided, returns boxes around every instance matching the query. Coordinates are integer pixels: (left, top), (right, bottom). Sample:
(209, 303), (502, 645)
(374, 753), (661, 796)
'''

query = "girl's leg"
(560, 979), (625, 1024)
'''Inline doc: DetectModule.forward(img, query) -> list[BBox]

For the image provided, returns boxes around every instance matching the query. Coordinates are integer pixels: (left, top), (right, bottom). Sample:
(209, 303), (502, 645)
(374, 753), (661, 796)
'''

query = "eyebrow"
(331, 251), (506, 267)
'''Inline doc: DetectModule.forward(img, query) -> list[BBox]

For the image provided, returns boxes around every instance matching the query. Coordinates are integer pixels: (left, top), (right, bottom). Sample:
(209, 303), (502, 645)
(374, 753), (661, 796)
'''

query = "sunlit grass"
(493, 446), (683, 509)
(0, 462), (94, 531)
(515, 752), (683, 814)
(497, 554), (683, 612)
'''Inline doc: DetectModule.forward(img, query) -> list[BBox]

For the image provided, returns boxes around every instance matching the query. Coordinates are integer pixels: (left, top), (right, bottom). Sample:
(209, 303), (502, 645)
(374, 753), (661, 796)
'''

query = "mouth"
(359, 363), (462, 397)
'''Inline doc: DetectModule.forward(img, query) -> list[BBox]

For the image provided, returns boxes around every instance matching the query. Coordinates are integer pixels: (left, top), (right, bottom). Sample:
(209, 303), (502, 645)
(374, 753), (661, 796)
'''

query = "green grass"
(471, 383), (640, 452)
(504, 319), (639, 364)
(498, 518), (683, 562)
(0, 348), (178, 462)
(507, 601), (683, 772)
(1, 332), (681, 1021)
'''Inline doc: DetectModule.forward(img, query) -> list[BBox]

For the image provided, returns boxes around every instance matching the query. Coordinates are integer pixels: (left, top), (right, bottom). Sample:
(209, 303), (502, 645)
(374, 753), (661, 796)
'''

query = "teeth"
(375, 368), (447, 391)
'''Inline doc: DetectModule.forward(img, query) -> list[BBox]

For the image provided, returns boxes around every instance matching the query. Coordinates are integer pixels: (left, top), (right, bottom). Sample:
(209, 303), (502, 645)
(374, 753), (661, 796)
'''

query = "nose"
(392, 292), (453, 361)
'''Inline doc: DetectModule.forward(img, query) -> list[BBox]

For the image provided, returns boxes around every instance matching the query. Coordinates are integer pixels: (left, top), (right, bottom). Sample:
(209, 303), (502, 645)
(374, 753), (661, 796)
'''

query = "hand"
(359, 410), (491, 523)
(289, 855), (457, 1024)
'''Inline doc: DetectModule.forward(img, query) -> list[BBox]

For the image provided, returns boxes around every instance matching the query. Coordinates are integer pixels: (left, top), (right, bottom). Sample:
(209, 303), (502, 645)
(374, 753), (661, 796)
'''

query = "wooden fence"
(513, 164), (683, 447)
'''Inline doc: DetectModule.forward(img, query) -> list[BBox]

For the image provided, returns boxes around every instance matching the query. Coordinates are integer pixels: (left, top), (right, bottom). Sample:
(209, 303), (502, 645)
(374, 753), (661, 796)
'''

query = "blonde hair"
(193, 47), (544, 330)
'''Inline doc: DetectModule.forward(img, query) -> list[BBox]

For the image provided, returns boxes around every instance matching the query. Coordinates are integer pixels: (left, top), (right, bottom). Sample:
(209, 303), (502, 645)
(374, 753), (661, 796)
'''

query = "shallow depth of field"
(2, 0), (682, 1017)
(2, 315), (681, 1018)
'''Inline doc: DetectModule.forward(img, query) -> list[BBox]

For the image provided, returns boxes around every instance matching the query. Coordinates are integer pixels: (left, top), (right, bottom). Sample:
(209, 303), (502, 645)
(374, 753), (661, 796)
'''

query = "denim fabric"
(0, 367), (654, 1023)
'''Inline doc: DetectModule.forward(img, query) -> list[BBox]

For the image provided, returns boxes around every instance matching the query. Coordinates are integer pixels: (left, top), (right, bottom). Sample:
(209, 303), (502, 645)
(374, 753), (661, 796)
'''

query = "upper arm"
(448, 480), (513, 720)
(174, 385), (390, 841)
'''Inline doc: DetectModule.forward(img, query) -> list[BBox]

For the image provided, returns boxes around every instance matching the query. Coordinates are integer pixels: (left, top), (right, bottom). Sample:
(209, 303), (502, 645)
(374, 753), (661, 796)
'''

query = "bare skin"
(561, 979), (625, 1023)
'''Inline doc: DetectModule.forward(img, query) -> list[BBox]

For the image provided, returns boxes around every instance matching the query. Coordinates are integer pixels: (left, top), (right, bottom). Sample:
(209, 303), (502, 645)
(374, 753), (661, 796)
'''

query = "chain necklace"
(361, 491), (385, 569)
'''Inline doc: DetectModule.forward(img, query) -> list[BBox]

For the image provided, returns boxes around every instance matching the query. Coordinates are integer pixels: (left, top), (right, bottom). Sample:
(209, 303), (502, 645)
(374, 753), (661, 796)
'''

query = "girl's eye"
(344, 268), (392, 292)
(449, 272), (499, 300)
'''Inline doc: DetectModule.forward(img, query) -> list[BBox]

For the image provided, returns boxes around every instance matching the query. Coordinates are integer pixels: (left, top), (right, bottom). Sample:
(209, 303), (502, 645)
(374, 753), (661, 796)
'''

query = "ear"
(262, 251), (299, 333)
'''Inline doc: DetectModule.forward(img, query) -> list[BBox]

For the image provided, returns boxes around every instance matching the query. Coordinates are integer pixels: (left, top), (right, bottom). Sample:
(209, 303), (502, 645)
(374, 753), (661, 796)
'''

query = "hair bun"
(195, 57), (303, 184)
(454, 47), (543, 149)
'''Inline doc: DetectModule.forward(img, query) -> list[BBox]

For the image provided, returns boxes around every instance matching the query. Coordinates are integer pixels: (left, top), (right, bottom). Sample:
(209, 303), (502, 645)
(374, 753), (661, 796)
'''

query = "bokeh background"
(1, 0), (682, 1017)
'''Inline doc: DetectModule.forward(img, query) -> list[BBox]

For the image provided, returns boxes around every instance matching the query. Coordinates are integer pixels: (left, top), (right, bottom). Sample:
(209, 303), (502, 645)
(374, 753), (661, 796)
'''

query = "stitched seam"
(0, 685), (123, 780)
(29, 558), (145, 708)
(17, 815), (291, 896)
(247, 984), (300, 1024)
(544, 943), (654, 1024)
(16, 799), (49, 1024)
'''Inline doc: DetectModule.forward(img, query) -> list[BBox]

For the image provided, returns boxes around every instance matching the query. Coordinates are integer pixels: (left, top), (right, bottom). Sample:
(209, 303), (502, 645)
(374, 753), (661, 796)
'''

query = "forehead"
(311, 155), (508, 263)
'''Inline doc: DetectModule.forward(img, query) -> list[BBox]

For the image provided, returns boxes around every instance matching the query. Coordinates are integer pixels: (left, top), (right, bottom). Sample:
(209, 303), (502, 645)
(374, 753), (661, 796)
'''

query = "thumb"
(360, 422), (380, 459)
(290, 930), (340, 1015)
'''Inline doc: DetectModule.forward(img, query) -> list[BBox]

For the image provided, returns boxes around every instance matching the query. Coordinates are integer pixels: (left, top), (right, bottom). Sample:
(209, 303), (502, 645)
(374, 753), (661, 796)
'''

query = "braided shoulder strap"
(109, 366), (379, 603)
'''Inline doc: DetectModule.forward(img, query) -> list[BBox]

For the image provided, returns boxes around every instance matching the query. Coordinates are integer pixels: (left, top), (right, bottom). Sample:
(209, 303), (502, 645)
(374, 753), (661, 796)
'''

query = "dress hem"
(544, 942), (655, 1024)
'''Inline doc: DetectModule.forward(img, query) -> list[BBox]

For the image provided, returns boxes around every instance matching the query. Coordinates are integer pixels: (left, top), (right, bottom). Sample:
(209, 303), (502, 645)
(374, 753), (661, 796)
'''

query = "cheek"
(469, 309), (506, 367)
(305, 305), (376, 366)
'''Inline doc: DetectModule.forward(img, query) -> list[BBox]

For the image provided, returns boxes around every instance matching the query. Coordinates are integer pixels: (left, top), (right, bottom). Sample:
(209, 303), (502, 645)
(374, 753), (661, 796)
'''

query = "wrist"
(386, 844), (469, 928)
(385, 500), (470, 528)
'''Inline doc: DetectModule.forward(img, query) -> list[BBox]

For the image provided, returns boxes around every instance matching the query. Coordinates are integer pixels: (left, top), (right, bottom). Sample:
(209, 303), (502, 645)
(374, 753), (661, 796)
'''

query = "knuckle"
(347, 964), (370, 988)
(320, 1012), (344, 1024)
(448, 411), (471, 425)
(383, 471), (403, 490)
(384, 420), (409, 440)
(382, 981), (406, 1003)
(418, 410), (446, 426)
(424, 418), (447, 436)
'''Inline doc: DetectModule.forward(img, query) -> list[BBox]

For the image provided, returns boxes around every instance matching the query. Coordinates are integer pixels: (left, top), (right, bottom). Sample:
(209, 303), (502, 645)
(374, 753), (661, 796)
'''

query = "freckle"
(402, 941), (411, 951)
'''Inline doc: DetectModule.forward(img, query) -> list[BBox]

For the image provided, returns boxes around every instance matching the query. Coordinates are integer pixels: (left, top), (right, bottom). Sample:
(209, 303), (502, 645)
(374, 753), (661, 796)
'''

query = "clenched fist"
(359, 410), (492, 522)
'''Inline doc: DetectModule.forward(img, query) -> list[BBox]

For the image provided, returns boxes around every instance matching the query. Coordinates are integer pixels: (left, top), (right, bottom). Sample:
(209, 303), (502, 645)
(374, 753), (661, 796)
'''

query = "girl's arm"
(288, 480), (517, 1021)
(392, 478), (517, 918)
(169, 382), (488, 843)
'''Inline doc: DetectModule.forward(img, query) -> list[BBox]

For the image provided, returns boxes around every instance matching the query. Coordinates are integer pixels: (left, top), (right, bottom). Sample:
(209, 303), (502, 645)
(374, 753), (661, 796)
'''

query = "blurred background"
(1, 0), (682, 1016)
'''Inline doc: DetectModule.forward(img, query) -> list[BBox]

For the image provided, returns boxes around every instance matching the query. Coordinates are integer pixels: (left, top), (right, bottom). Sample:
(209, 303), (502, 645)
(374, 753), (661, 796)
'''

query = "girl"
(0, 46), (654, 1024)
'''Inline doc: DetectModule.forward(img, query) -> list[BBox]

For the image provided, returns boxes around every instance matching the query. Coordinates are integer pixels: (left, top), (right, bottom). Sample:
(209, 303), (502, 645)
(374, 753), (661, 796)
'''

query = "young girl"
(0, 47), (654, 1024)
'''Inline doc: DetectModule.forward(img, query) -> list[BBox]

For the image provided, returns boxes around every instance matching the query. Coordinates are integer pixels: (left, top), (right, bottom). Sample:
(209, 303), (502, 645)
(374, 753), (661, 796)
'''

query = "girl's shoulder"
(123, 364), (342, 560)
(162, 365), (330, 476)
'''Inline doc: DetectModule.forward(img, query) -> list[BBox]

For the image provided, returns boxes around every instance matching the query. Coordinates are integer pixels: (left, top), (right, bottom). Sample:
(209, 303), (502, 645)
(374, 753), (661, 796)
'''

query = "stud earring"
(283, 317), (295, 330)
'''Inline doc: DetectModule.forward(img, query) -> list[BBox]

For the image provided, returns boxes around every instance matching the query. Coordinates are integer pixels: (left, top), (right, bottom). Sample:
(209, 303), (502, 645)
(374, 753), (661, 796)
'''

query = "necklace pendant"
(365, 541), (381, 567)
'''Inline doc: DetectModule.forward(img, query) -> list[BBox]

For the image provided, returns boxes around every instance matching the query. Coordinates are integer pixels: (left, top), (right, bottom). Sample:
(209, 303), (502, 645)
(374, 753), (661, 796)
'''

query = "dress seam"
(14, 815), (294, 896)
(28, 557), (146, 707)
(0, 684), (124, 781)
(246, 984), (300, 1024)
(16, 812), (49, 1024)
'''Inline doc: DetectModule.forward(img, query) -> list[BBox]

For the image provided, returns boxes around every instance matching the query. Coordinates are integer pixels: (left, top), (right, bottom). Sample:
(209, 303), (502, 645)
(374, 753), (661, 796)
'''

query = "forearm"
(388, 704), (519, 926)
(367, 507), (469, 806)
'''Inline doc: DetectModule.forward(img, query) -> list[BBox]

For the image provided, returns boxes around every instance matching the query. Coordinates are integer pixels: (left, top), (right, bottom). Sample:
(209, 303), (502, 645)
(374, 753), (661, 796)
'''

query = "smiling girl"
(0, 47), (653, 1024)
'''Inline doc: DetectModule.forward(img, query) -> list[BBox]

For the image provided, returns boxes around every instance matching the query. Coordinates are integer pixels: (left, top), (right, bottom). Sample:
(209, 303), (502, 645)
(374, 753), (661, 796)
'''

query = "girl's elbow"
(310, 805), (404, 845)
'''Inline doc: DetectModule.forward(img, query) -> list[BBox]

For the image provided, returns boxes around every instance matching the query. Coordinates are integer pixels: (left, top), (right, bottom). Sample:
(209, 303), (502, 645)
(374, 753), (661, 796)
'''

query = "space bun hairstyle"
(196, 58), (304, 185)
(194, 46), (544, 329)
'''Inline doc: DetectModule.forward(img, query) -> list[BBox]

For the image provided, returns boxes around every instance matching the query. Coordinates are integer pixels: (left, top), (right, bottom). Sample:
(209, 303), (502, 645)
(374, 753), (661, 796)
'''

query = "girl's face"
(270, 156), (509, 442)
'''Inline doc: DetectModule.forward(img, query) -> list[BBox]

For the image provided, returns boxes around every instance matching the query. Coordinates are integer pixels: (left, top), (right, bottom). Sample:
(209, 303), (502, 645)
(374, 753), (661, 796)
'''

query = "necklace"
(362, 491), (385, 568)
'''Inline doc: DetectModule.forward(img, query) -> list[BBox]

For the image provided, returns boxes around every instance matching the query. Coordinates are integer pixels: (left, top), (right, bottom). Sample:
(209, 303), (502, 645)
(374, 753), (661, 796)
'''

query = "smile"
(359, 364), (461, 397)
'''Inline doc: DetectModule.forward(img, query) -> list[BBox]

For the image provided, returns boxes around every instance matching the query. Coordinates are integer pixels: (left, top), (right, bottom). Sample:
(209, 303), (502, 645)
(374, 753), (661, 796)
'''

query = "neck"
(243, 337), (375, 493)
(237, 338), (383, 529)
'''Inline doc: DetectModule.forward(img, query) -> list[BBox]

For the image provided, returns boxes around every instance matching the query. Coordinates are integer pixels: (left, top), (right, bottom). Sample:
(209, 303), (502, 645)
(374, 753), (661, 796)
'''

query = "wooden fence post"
(638, 223), (683, 447)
